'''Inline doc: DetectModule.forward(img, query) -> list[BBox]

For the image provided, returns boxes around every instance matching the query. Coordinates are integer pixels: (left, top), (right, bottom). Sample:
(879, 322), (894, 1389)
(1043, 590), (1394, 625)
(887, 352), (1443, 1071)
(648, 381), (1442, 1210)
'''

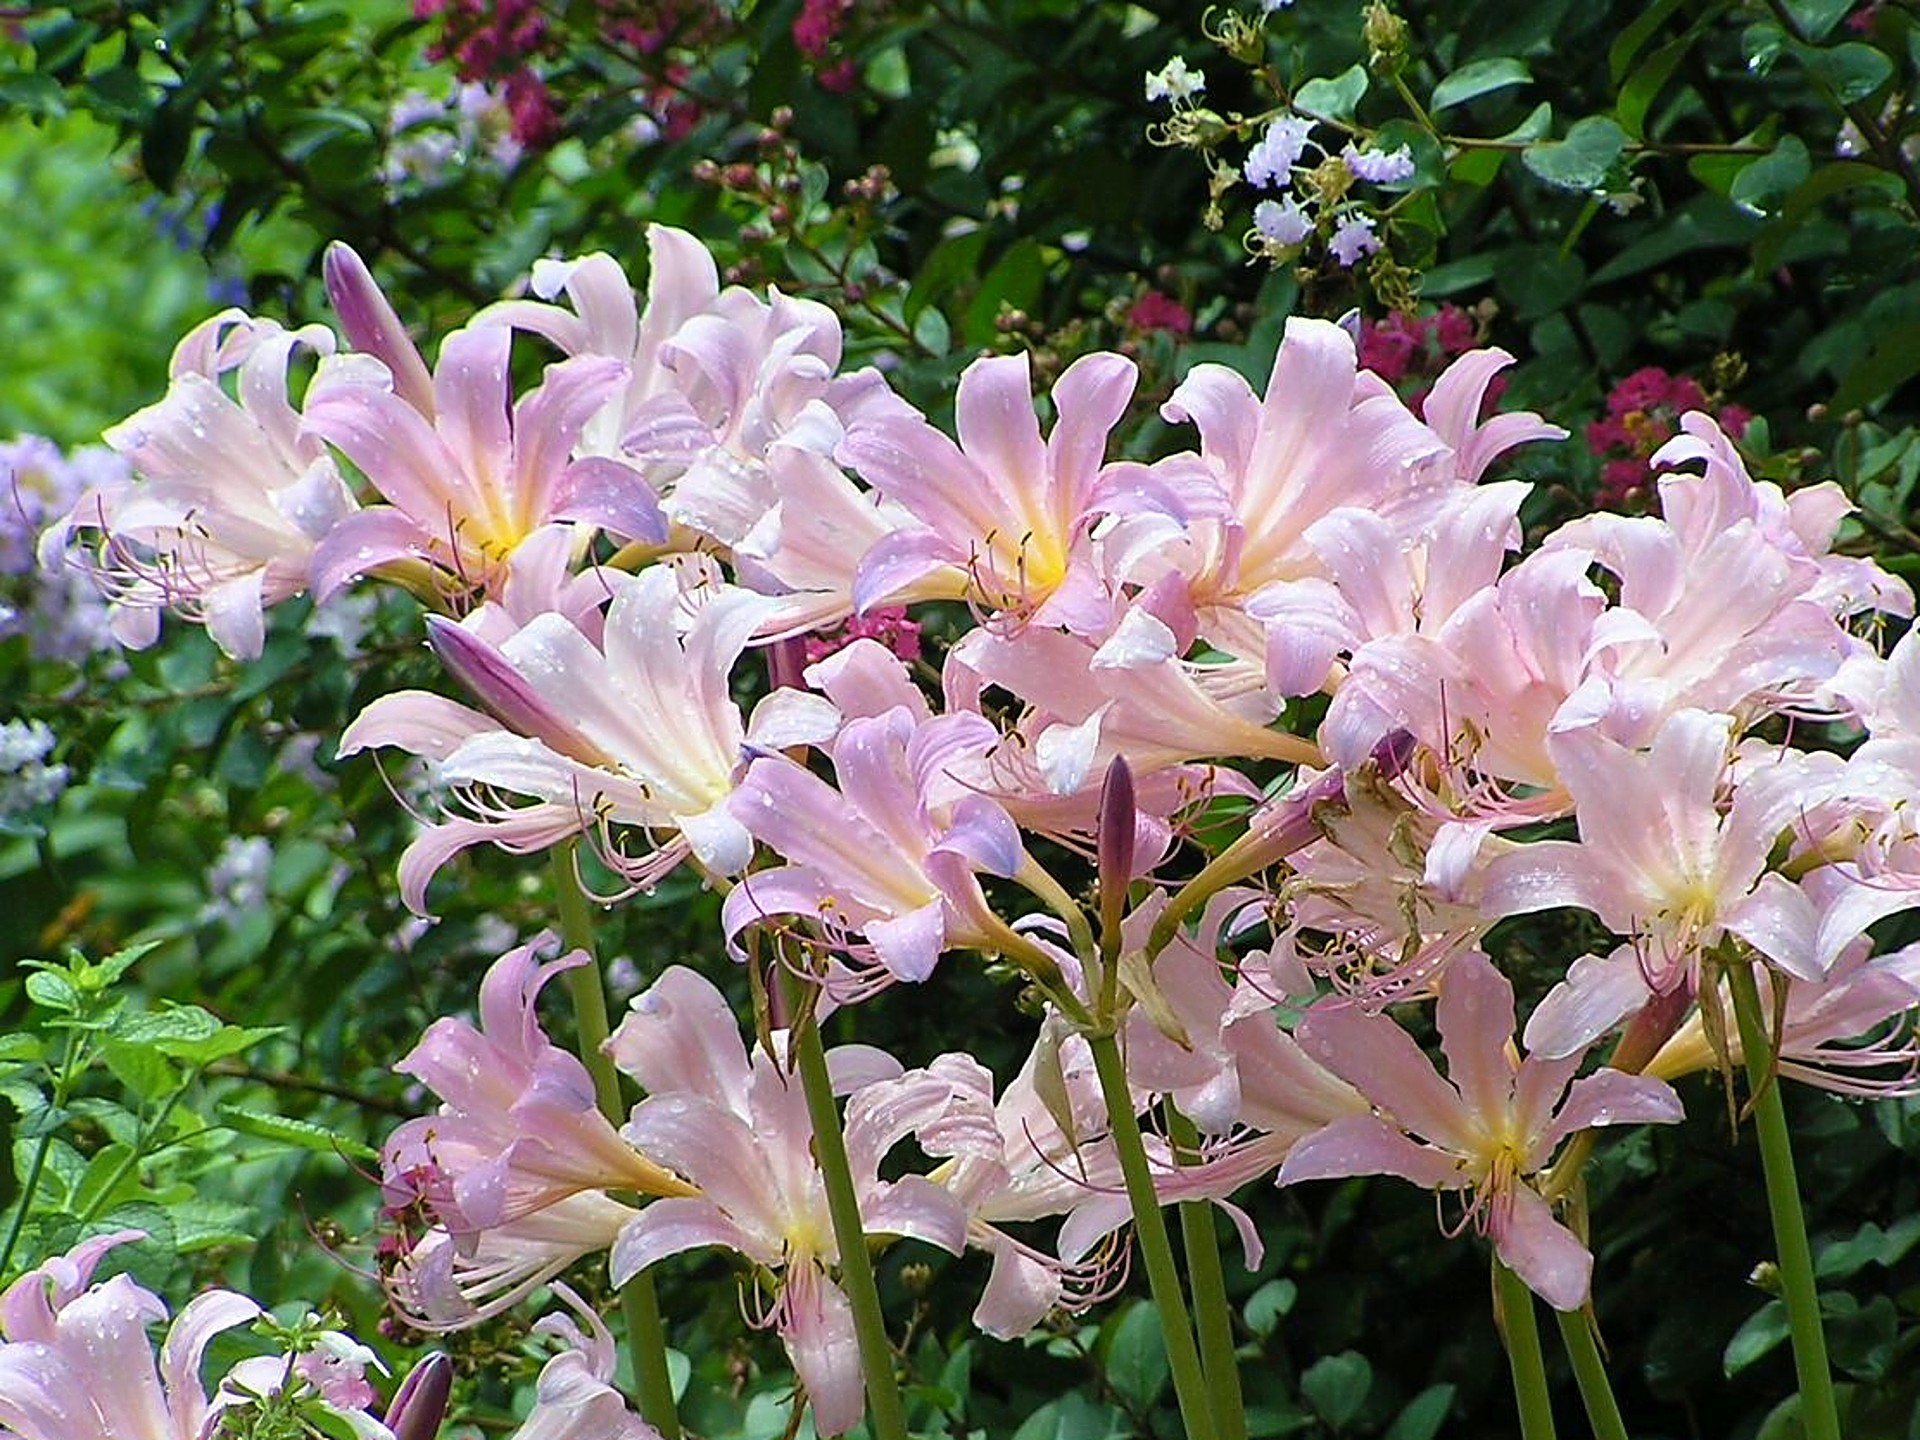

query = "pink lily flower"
(338, 564), (837, 910)
(1150, 317), (1453, 650)
(723, 705), (1034, 991)
(1645, 941), (1920, 1098)
(1478, 709), (1830, 986)
(607, 966), (965, 1435)
(505, 1285), (663, 1440)
(0, 1230), (388, 1439)
(386, 1192), (637, 1331)
(44, 310), (362, 659)
(474, 226), (722, 464)
(1541, 414), (1909, 743)
(381, 932), (694, 1239)
(838, 348), (1164, 628)
(302, 322), (656, 605)
(1123, 891), (1368, 1138)
(477, 230), (915, 634)
(1279, 951), (1684, 1310)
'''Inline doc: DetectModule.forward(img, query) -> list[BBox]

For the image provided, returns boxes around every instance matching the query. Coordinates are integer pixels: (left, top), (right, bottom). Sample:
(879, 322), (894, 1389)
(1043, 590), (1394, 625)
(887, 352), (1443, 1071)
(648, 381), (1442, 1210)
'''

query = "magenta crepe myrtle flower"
(44, 310), (362, 659)
(0, 1230), (390, 1440)
(1279, 951), (1684, 1310)
(607, 965), (966, 1435)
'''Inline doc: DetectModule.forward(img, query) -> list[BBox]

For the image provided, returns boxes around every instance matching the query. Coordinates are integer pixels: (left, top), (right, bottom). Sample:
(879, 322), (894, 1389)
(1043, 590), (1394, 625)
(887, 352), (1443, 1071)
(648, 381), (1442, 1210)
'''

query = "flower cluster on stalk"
(43, 217), (1920, 1436)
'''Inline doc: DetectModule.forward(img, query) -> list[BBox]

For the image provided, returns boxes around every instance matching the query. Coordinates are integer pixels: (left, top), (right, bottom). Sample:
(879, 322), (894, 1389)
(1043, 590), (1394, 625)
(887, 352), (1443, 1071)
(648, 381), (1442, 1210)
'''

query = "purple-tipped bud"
(1097, 757), (1137, 942)
(426, 616), (606, 767)
(323, 242), (437, 417)
(386, 1352), (453, 1440)
(765, 634), (809, 693)
(1370, 727), (1417, 780)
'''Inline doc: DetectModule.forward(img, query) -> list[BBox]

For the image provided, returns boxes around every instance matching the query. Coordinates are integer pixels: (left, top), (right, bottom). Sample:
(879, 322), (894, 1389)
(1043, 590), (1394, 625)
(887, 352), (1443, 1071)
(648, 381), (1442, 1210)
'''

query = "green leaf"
(1522, 116), (1627, 190)
(100, 1039), (179, 1102)
(0, 1034), (44, 1066)
(1780, 0), (1857, 41)
(1451, 102), (1551, 187)
(215, 1105), (377, 1162)
(1608, 0), (1691, 80)
(1103, 1301), (1170, 1411)
(1295, 65), (1369, 123)
(24, 970), (79, 1014)
(0, 72), (67, 117)
(1429, 58), (1530, 113)
(1831, 319), (1920, 411)
(1302, 1351), (1372, 1431)
(1725, 1300), (1791, 1376)
(1816, 1215), (1920, 1279)
(1589, 197), (1758, 284)
(1494, 243), (1587, 321)
(1801, 42), (1894, 104)
(1730, 135), (1812, 213)
(1384, 1384), (1456, 1440)
(1243, 1277), (1298, 1337)
(1617, 28), (1706, 140)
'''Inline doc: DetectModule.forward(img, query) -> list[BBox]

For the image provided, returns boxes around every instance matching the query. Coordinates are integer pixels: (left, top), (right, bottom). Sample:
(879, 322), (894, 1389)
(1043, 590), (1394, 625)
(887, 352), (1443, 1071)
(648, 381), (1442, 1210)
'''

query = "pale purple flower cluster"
(1239, 117), (1410, 266)
(1, 436), (122, 663)
(0, 719), (68, 820)
(383, 82), (529, 188)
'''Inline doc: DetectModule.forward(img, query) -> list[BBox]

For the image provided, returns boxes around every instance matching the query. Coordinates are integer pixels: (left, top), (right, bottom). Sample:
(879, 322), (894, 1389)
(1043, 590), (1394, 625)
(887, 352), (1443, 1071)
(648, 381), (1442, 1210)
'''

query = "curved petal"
(1276, 1113), (1466, 1190)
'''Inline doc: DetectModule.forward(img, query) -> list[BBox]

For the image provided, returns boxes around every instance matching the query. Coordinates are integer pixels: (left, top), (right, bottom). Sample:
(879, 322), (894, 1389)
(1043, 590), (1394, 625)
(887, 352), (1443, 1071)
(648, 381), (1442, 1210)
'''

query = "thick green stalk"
(1554, 1308), (1629, 1440)
(1085, 1031), (1219, 1440)
(548, 848), (682, 1440)
(791, 1015), (910, 1440)
(1166, 1107), (1246, 1440)
(1494, 1260), (1558, 1440)
(1726, 963), (1840, 1440)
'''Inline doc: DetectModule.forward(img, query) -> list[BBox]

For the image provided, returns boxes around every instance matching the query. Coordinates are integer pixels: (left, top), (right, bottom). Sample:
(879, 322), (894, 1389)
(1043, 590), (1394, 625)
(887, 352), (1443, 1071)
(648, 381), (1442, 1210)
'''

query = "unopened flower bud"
(1363, 0), (1410, 76)
(1097, 757), (1137, 944)
(386, 1352), (453, 1440)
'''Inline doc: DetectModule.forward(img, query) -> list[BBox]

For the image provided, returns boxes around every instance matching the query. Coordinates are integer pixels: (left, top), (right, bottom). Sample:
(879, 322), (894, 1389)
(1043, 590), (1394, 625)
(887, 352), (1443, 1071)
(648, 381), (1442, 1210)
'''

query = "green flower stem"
(1726, 962), (1841, 1440)
(1554, 1308), (1629, 1440)
(1494, 1260), (1558, 1440)
(1166, 1106), (1246, 1440)
(791, 1014), (910, 1440)
(1085, 1030), (1219, 1440)
(548, 847), (682, 1440)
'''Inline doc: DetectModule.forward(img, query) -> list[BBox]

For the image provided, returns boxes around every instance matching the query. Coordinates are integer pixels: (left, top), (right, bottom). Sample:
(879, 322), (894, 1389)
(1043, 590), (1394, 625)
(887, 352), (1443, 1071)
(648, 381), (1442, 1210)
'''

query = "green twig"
(1086, 1031), (1220, 1440)
(1494, 1260), (1558, 1440)
(1555, 1307), (1630, 1440)
(548, 847), (682, 1440)
(792, 1014), (910, 1440)
(1726, 963), (1841, 1440)
(1167, 1106), (1246, 1440)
